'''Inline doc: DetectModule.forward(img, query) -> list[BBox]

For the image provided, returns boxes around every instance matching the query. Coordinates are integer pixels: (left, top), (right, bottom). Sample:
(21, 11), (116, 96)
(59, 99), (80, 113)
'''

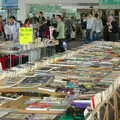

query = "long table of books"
(0, 39), (58, 71)
(0, 41), (120, 120)
(0, 39), (58, 55)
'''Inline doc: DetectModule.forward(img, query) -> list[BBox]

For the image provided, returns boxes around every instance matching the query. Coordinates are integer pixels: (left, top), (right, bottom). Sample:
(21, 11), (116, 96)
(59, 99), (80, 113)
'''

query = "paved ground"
(67, 39), (83, 50)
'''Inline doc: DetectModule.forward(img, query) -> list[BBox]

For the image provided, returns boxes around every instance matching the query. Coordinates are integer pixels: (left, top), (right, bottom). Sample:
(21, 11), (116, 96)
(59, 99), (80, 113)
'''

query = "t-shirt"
(87, 17), (94, 30)
(92, 18), (103, 33)
(56, 21), (65, 39)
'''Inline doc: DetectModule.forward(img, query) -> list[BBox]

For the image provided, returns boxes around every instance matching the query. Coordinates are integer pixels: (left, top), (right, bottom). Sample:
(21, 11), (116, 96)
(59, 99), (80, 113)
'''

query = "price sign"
(19, 27), (33, 45)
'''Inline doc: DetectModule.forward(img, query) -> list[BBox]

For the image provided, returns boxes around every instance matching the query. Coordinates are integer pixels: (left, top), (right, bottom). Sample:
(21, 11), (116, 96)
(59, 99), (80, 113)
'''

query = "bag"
(63, 41), (67, 51)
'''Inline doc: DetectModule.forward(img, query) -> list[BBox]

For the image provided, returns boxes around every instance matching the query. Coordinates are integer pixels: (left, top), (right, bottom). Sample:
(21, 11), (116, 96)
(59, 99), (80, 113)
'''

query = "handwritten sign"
(19, 27), (33, 45)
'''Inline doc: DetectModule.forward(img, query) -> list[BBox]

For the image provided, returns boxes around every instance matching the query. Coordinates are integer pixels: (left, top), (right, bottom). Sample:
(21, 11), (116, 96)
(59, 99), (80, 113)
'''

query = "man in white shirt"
(4, 18), (13, 41)
(86, 13), (94, 43)
(10, 16), (20, 42)
(92, 13), (103, 41)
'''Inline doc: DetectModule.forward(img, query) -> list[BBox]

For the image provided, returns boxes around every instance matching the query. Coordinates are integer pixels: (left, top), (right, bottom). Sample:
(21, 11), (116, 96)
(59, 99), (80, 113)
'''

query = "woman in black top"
(104, 15), (119, 41)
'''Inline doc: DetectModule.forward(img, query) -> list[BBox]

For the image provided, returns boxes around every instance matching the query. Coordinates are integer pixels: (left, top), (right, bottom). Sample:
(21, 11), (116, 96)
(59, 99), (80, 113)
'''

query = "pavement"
(67, 39), (83, 50)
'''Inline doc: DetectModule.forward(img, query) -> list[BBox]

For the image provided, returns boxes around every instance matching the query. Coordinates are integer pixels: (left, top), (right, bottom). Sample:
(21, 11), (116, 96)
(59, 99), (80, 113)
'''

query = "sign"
(100, 0), (120, 5)
(2, 0), (18, 8)
(19, 27), (33, 45)
(99, 0), (120, 9)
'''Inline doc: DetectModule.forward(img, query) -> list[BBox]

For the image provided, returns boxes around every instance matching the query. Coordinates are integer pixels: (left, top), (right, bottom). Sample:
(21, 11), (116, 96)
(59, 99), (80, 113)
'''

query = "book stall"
(0, 41), (119, 120)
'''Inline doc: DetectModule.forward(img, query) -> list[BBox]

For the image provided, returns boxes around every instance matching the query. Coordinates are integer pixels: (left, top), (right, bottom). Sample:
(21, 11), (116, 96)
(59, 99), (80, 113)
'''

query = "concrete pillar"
(0, 0), (2, 7)
(17, 0), (27, 22)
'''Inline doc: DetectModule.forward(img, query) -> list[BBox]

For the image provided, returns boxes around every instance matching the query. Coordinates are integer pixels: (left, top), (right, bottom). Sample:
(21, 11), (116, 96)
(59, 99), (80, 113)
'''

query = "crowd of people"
(81, 13), (119, 43)
(0, 11), (119, 51)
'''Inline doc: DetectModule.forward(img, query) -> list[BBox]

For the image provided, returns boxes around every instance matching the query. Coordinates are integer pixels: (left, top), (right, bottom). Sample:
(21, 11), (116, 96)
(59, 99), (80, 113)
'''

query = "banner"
(19, 27), (33, 45)
(99, 0), (120, 8)
(2, 0), (18, 8)
(100, 0), (120, 5)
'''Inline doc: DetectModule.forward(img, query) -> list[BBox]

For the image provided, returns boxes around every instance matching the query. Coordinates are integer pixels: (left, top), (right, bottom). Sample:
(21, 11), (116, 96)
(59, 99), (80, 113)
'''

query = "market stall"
(0, 41), (119, 120)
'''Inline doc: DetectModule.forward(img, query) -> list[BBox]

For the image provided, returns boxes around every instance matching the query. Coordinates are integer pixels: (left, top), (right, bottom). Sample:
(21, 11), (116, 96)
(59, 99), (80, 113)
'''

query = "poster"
(19, 27), (33, 45)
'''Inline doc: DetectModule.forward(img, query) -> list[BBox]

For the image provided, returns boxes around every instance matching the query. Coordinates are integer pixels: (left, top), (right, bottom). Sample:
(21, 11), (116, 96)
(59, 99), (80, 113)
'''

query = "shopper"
(101, 14), (107, 27)
(104, 15), (119, 41)
(30, 14), (39, 25)
(9, 16), (20, 42)
(51, 14), (57, 27)
(92, 13), (103, 41)
(81, 14), (87, 41)
(39, 17), (47, 39)
(65, 16), (74, 41)
(43, 19), (51, 39)
(85, 13), (94, 43)
(4, 18), (13, 41)
(29, 14), (39, 38)
(71, 16), (76, 40)
(0, 15), (5, 41)
(38, 11), (46, 25)
(55, 15), (65, 52)
(23, 18), (32, 27)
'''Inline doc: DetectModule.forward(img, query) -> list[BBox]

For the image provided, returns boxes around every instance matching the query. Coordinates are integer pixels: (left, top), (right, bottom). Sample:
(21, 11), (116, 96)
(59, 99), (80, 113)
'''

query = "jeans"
(85, 29), (92, 43)
(6, 34), (13, 41)
(56, 39), (65, 52)
(93, 32), (101, 41)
